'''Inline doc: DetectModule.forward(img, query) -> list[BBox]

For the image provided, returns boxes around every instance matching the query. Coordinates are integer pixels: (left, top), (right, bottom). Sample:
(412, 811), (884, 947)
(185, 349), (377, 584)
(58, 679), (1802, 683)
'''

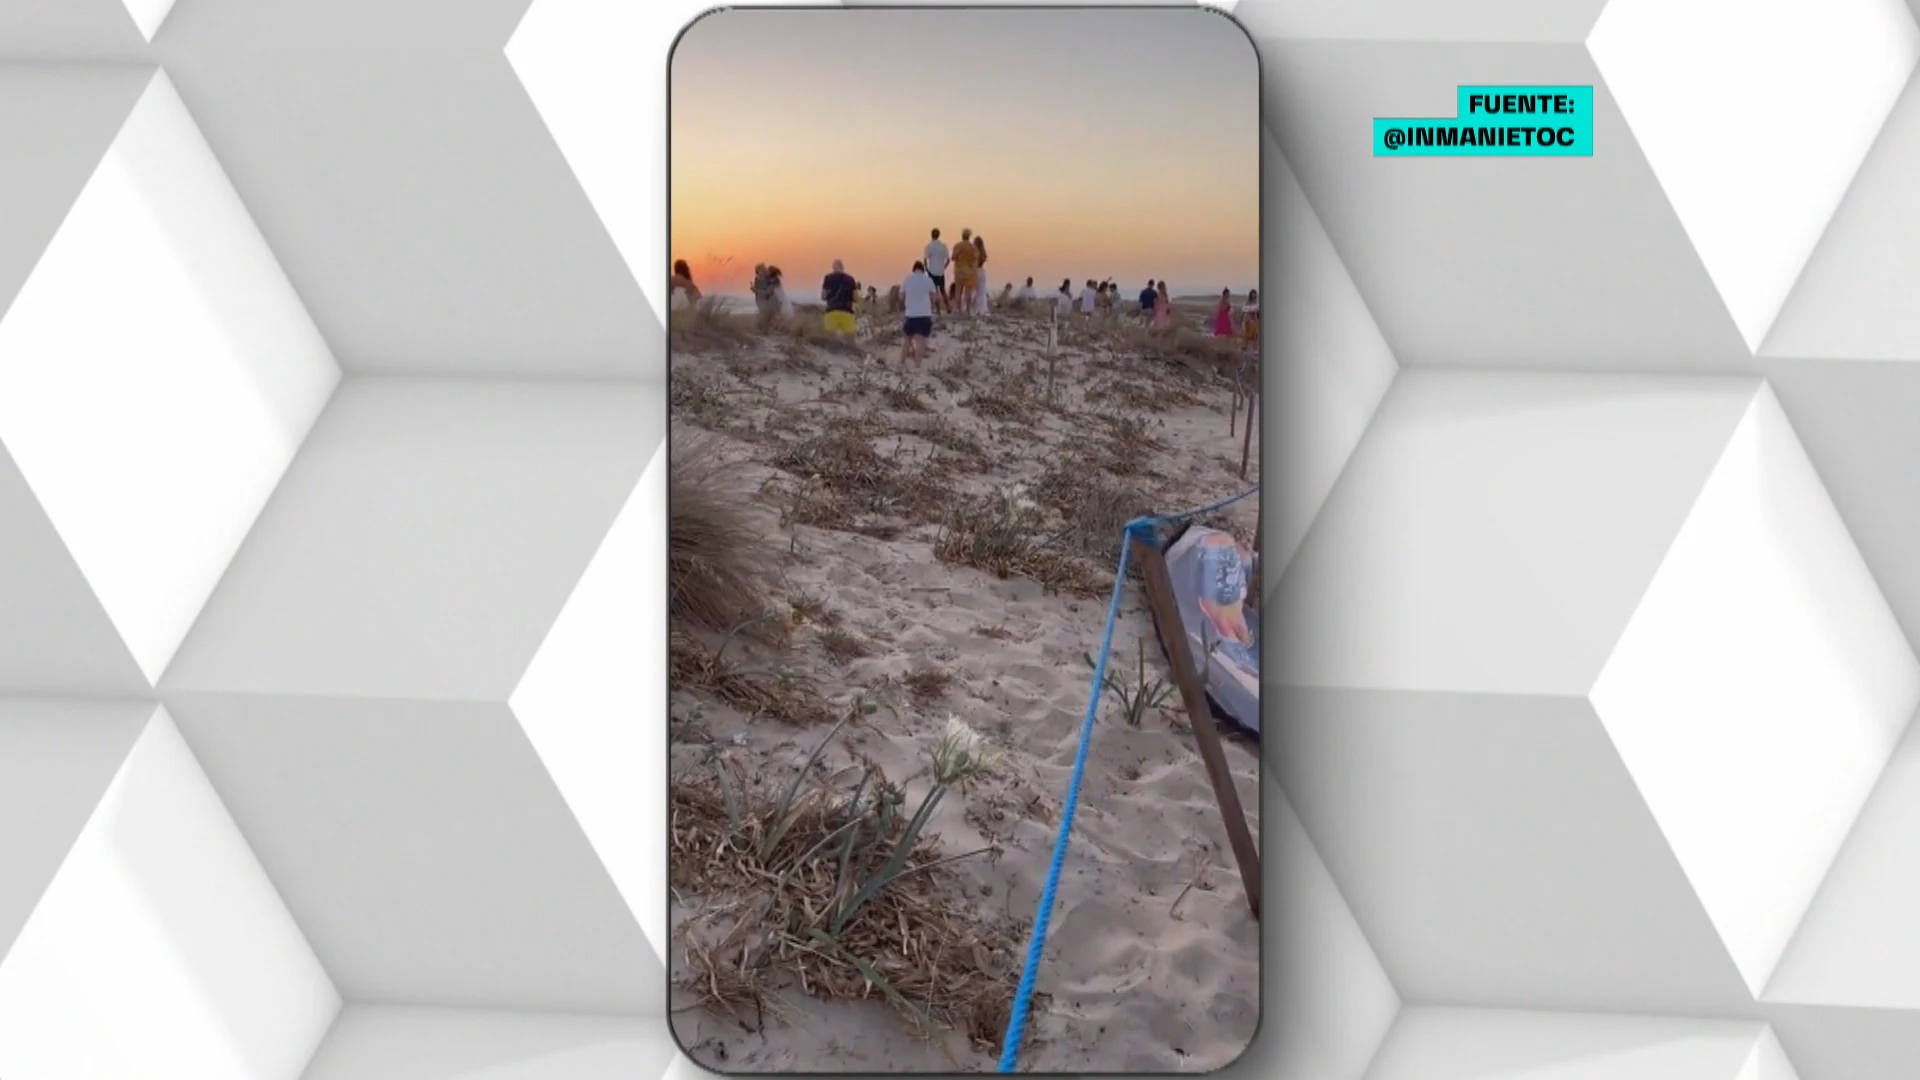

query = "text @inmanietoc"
(1374, 85), (1594, 157)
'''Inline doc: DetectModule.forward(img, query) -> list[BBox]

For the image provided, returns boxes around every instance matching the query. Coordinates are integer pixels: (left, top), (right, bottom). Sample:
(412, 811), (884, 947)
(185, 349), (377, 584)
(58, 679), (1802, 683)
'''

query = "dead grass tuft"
(817, 627), (874, 665)
(963, 376), (1040, 423)
(769, 428), (957, 531)
(884, 379), (933, 413)
(779, 341), (830, 375)
(1033, 460), (1144, 563)
(911, 416), (996, 474)
(671, 430), (776, 634)
(1083, 373), (1202, 412)
(786, 591), (836, 627)
(1093, 411), (1166, 478)
(670, 627), (834, 727)
(671, 299), (757, 353)
(670, 371), (738, 426)
(672, 715), (1022, 1047)
(933, 496), (1106, 597)
(904, 666), (955, 706)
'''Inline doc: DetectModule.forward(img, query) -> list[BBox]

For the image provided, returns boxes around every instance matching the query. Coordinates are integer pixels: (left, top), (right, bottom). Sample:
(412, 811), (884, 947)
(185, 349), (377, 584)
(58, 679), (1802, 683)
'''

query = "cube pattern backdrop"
(0, 0), (671, 1076)
(1253, 0), (1920, 1078)
(4, 0), (1920, 1078)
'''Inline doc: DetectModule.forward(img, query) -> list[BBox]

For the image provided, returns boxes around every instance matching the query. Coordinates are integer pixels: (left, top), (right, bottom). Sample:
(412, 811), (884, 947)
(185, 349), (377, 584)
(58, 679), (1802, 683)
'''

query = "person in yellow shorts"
(950, 227), (979, 315)
(820, 259), (859, 337)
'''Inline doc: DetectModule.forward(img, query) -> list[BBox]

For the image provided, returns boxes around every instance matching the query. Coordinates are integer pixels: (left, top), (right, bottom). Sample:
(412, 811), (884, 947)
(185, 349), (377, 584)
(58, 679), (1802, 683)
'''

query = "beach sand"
(668, 301), (1261, 1073)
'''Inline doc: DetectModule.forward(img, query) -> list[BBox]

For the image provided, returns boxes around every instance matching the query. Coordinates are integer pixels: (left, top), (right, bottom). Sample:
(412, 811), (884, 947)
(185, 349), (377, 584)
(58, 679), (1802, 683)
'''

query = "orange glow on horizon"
(671, 8), (1259, 295)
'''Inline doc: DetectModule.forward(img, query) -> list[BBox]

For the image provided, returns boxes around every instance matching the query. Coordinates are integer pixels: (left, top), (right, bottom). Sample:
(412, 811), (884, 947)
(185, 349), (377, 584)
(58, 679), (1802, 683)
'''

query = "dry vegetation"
(669, 298), (758, 353)
(670, 429), (774, 633)
(672, 710), (1024, 1050)
(666, 290), (1257, 1062)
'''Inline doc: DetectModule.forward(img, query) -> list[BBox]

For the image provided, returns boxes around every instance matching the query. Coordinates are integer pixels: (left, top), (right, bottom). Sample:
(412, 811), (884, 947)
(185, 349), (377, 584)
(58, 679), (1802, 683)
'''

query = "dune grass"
(672, 708), (1022, 1048)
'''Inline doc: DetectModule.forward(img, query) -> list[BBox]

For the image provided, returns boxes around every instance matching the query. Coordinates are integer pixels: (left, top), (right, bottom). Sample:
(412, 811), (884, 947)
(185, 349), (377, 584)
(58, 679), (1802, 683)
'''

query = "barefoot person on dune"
(899, 260), (939, 368)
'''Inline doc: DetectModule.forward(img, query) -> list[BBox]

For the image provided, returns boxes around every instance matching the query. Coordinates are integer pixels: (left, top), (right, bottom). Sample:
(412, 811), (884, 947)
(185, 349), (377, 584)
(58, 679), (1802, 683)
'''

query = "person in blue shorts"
(900, 260), (939, 367)
(1138, 280), (1157, 318)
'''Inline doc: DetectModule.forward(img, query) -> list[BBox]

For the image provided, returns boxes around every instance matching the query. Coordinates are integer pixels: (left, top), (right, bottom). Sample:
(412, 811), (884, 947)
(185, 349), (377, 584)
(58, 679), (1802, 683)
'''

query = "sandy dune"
(668, 304), (1261, 1073)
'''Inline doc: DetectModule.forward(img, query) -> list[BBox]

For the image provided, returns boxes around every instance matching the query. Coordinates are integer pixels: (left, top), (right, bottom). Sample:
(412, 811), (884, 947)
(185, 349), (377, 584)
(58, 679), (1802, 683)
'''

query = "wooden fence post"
(1239, 389), (1257, 480)
(1229, 365), (1239, 438)
(1130, 534), (1262, 920)
(1046, 313), (1059, 406)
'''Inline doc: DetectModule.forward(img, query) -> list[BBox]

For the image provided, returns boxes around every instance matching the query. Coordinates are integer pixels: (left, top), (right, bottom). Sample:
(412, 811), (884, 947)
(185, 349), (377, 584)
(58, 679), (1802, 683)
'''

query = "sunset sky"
(670, 7), (1260, 297)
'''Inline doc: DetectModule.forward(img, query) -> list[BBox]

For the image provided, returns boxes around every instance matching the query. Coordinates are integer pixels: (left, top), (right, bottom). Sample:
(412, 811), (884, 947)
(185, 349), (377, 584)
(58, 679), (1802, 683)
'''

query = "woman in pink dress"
(1210, 288), (1234, 337)
(1151, 280), (1173, 331)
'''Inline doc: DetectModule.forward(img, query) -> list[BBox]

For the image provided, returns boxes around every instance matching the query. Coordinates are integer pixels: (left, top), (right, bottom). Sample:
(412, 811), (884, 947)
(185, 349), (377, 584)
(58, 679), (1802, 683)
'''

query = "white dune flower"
(1000, 482), (1043, 526)
(931, 715), (999, 785)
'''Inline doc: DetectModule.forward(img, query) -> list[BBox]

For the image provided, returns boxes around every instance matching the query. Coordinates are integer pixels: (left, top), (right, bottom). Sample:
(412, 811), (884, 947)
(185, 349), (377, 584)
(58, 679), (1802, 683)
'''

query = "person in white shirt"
(1054, 278), (1075, 320)
(1079, 279), (1100, 317)
(899, 261), (939, 367)
(972, 235), (991, 315)
(1017, 277), (1037, 302)
(923, 228), (951, 314)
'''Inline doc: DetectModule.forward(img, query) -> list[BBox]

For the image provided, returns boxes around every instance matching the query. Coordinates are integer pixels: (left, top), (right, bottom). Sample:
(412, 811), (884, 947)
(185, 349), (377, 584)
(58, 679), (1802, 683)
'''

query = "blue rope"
(996, 483), (1258, 1072)
(995, 529), (1133, 1072)
(1144, 484), (1259, 529)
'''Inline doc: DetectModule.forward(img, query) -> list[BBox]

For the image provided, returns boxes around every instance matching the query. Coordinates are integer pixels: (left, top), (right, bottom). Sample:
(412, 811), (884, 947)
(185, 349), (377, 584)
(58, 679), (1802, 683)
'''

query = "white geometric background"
(8, 0), (1920, 1077)
(0, 0), (668, 1075)
(1255, 0), (1920, 1077)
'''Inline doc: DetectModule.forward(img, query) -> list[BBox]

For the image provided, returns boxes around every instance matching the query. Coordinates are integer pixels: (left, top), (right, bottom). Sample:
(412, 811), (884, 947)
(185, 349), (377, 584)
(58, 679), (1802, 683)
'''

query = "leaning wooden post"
(1129, 532), (1261, 920)
(1238, 388), (1258, 480)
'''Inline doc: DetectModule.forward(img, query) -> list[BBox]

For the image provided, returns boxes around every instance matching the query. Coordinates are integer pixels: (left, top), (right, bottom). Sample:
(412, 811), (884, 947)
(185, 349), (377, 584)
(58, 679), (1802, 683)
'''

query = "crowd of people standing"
(666, 230), (1260, 366)
(1041, 278), (1259, 343)
(920, 227), (996, 317)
